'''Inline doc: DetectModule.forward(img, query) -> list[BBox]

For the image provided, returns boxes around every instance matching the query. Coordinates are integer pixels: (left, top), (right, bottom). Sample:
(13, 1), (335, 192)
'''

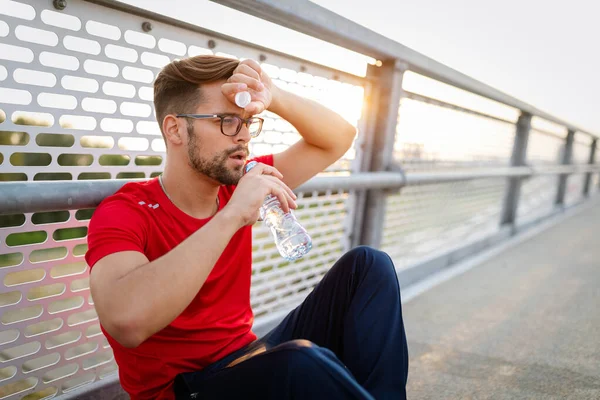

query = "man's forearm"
(100, 210), (242, 347)
(268, 87), (356, 155)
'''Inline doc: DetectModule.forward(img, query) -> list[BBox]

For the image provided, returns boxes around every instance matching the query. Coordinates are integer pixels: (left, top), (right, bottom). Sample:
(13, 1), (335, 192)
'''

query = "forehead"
(195, 80), (239, 114)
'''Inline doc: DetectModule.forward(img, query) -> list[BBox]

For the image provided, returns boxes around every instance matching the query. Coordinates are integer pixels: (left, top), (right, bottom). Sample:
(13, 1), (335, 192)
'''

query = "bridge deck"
(403, 200), (600, 399)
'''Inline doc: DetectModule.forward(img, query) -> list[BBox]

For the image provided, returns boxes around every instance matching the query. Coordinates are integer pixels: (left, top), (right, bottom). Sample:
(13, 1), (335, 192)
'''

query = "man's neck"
(160, 164), (220, 219)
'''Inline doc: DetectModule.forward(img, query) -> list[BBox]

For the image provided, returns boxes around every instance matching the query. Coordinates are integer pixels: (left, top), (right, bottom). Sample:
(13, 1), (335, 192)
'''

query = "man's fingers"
(256, 166), (297, 200)
(262, 175), (298, 206)
(221, 82), (248, 97)
(271, 176), (297, 201)
(238, 60), (262, 78)
(270, 186), (290, 213)
(286, 192), (298, 210)
(248, 163), (284, 179)
(228, 74), (264, 92)
(244, 101), (265, 115)
(244, 163), (297, 208)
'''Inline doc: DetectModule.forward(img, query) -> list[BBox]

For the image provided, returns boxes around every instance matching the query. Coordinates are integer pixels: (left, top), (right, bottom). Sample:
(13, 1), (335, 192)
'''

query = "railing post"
(351, 60), (405, 248)
(500, 112), (532, 229)
(555, 129), (576, 207)
(583, 139), (597, 197)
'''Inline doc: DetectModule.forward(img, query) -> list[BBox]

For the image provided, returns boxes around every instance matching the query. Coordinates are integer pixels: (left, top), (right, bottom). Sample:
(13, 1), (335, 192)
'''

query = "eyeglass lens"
(221, 116), (262, 137)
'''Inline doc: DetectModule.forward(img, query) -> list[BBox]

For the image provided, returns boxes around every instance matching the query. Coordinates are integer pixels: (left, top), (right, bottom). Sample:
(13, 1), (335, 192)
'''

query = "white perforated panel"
(564, 139), (593, 206)
(526, 129), (564, 166)
(381, 178), (507, 270)
(516, 130), (563, 224)
(393, 97), (516, 172)
(517, 175), (558, 225)
(384, 93), (516, 269)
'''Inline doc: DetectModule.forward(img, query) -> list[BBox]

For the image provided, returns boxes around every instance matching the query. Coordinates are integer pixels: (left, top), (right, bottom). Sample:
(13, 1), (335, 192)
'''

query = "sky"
(120, 0), (600, 135)
(312, 0), (600, 135)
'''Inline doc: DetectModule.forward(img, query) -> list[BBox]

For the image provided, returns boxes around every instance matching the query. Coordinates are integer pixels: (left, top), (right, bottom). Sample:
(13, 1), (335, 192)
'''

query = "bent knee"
(274, 339), (316, 352)
(347, 246), (397, 280)
(271, 341), (363, 394)
(273, 340), (338, 370)
(348, 245), (390, 260)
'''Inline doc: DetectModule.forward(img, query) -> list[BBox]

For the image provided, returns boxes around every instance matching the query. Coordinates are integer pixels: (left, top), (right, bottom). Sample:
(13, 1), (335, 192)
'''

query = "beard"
(186, 123), (248, 186)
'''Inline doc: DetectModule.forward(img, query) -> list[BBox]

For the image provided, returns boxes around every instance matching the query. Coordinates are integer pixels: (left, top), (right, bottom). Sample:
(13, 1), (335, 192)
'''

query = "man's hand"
(223, 163), (297, 227)
(221, 59), (277, 116)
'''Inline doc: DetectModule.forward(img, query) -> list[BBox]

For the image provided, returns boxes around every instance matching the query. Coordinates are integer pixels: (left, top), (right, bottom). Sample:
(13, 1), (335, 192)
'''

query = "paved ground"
(403, 202), (600, 399)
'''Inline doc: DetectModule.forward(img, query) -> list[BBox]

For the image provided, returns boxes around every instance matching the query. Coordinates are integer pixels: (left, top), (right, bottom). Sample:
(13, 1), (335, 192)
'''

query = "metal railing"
(0, 0), (598, 398)
(3, 164), (600, 214)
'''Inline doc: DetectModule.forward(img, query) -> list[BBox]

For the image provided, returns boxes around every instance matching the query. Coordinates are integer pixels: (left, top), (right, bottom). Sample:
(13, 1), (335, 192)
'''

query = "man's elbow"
(102, 315), (148, 349)
(336, 124), (357, 156)
(115, 331), (145, 349)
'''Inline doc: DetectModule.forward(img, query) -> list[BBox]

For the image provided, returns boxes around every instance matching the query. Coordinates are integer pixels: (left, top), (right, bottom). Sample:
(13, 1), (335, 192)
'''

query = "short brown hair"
(153, 55), (240, 135)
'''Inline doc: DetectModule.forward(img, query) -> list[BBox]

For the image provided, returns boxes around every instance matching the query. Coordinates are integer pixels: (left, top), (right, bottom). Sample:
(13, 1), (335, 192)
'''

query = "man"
(86, 55), (408, 400)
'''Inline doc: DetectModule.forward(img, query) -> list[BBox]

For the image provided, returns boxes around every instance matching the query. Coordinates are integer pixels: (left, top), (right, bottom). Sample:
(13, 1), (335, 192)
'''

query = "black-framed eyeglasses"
(176, 114), (264, 138)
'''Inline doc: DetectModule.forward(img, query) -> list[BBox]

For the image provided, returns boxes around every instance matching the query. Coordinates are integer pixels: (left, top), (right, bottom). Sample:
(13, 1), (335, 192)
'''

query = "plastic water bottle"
(245, 161), (312, 261)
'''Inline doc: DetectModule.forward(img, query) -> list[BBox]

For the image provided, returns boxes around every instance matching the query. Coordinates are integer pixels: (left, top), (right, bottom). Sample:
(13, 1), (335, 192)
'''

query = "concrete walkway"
(403, 201), (600, 399)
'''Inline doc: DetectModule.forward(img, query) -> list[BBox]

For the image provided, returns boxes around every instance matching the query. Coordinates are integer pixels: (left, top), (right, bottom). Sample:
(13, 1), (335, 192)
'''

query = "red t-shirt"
(85, 155), (273, 399)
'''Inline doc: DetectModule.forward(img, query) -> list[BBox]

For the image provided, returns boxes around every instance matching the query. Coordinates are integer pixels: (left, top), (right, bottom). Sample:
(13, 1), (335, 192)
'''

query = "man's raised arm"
(222, 59), (357, 190)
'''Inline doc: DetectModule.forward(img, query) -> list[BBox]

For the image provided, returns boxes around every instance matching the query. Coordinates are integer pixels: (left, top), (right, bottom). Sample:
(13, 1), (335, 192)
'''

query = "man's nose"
(235, 123), (252, 144)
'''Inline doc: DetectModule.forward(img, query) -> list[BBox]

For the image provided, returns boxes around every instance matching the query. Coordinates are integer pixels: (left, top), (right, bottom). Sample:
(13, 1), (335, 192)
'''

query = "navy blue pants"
(174, 246), (409, 399)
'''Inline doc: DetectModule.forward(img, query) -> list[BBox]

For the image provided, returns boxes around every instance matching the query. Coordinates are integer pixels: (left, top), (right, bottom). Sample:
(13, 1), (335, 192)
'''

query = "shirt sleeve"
(85, 194), (149, 271)
(251, 154), (274, 167)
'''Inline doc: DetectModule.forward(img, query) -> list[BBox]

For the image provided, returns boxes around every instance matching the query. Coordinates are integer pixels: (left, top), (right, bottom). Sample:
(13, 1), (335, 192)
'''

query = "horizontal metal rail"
(404, 167), (531, 185)
(2, 165), (599, 215)
(532, 164), (600, 175)
(210, 0), (597, 139)
(404, 91), (517, 125)
(84, 0), (367, 85)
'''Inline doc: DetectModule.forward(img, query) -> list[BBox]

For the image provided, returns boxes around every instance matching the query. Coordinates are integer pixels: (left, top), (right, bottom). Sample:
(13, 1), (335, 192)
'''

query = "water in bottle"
(245, 161), (312, 261)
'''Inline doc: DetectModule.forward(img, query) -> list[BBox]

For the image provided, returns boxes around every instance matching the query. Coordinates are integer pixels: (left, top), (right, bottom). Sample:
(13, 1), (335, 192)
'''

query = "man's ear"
(162, 115), (183, 146)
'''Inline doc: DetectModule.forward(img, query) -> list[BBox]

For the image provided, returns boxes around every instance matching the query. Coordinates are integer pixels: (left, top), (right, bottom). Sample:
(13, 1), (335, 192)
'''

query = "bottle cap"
(235, 91), (252, 108)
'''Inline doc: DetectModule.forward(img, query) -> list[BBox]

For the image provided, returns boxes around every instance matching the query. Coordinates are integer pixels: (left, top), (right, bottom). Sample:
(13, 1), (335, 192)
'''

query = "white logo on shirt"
(138, 201), (159, 209)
